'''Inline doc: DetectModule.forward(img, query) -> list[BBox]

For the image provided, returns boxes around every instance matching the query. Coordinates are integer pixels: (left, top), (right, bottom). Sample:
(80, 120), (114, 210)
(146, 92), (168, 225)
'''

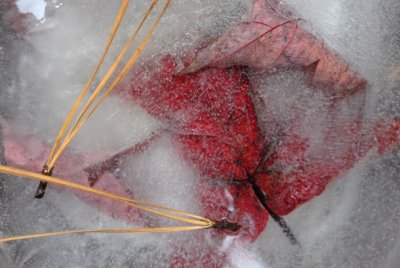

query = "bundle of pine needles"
(0, 0), (236, 243)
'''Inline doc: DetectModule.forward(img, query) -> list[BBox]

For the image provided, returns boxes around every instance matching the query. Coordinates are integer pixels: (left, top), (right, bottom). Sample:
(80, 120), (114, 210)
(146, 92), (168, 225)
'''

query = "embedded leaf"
(183, 0), (366, 98)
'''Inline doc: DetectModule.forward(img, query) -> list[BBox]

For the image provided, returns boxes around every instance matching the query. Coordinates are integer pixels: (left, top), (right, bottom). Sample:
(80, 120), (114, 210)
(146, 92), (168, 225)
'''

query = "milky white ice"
(0, 0), (399, 267)
(16, 0), (47, 21)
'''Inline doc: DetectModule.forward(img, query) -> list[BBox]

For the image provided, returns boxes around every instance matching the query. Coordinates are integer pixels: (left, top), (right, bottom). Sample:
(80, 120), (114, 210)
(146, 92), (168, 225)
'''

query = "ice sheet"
(0, 0), (399, 267)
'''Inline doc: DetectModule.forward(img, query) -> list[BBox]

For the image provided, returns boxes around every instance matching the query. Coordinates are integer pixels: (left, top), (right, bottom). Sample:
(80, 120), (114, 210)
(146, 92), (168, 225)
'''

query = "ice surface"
(250, 0), (400, 267)
(0, 0), (399, 267)
(16, 0), (46, 21)
(120, 134), (202, 214)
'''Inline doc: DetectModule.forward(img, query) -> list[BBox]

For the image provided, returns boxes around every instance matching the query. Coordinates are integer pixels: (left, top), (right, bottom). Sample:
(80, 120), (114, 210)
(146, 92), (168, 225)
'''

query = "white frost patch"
(70, 95), (162, 157)
(16, 0), (46, 21)
(224, 188), (235, 213)
(121, 134), (202, 214)
(221, 235), (235, 252)
(228, 244), (266, 268)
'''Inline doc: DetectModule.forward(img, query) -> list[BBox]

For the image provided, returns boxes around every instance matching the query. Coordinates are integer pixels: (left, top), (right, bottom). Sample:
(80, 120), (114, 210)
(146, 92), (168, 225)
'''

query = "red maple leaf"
(182, 0), (366, 99)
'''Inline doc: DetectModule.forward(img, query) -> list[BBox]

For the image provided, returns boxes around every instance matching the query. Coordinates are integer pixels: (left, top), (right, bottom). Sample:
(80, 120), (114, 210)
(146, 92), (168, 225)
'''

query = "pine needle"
(0, 0), (224, 244)
(0, 165), (213, 227)
(0, 226), (208, 243)
(46, 0), (130, 165)
(48, 0), (171, 170)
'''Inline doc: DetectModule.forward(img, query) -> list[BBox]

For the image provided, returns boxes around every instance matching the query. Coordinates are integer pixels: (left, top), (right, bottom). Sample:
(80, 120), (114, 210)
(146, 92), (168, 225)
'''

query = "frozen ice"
(1, 0), (399, 267)
(16, 0), (46, 21)
(120, 134), (202, 214)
